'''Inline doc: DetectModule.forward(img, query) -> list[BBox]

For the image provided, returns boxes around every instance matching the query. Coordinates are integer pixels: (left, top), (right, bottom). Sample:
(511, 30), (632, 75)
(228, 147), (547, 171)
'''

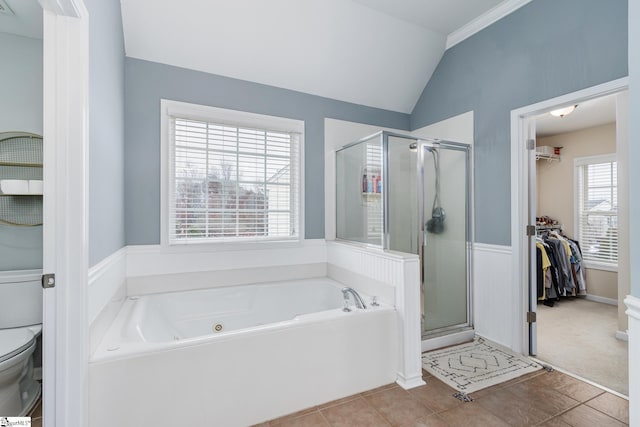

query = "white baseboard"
(585, 294), (618, 306)
(396, 374), (426, 390)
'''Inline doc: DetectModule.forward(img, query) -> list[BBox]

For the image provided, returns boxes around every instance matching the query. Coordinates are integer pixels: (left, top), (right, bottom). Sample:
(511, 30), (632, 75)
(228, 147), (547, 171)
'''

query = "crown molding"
(446, 0), (533, 50)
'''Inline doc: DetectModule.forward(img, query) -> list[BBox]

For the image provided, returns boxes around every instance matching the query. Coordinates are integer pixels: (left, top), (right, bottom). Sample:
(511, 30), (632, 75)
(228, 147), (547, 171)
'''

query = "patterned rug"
(422, 337), (542, 394)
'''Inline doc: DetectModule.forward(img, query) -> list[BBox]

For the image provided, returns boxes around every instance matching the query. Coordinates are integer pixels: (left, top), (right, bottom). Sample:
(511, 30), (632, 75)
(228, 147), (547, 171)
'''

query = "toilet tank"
(0, 269), (43, 329)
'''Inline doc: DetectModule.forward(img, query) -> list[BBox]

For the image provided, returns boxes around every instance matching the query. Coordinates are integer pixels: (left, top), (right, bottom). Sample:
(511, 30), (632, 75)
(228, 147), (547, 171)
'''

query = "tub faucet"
(341, 287), (367, 309)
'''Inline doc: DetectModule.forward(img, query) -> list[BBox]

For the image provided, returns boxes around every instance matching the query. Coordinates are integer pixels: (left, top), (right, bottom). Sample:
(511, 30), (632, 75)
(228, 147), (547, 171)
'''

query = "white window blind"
(575, 155), (617, 267)
(168, 115), (300, 244)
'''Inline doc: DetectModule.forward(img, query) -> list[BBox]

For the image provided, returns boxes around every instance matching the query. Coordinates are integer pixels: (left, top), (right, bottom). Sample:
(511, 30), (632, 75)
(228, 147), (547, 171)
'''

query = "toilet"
(0, 270), (42, 416)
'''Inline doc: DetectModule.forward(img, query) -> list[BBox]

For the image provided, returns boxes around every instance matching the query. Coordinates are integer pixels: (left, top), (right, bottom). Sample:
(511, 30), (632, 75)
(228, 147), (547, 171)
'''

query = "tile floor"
(253, 369), (629, 426)
(27, 398), (42, 427)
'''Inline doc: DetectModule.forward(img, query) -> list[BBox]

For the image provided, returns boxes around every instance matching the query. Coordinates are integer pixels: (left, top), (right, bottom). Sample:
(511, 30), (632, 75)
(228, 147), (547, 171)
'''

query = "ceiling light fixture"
(549, 105), (578, 118)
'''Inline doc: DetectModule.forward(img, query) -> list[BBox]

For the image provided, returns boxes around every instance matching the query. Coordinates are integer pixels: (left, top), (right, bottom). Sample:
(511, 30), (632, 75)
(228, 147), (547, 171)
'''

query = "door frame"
(510, 77), (629, 355)
(40, 0), (90, 425)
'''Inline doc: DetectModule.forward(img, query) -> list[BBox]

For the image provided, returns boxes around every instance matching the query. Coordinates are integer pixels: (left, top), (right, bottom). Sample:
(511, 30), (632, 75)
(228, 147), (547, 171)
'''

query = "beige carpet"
(537, 297), (628, 395)
(422, 337), (542, 394)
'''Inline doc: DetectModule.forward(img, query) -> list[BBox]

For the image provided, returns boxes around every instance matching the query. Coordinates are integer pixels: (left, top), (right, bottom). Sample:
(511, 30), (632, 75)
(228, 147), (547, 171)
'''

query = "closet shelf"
(0, 179), (43, 196)
(0, 161), (42, 168)
(536, 153), (561, 161)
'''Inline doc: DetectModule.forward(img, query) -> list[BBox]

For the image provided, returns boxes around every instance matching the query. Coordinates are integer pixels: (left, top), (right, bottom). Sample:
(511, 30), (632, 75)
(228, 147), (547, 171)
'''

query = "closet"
(535, 217), (586, 307)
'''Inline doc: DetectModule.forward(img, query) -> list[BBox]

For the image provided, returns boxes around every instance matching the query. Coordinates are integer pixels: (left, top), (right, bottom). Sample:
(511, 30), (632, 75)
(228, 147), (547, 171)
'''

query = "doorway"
(511, 78), (629, 396)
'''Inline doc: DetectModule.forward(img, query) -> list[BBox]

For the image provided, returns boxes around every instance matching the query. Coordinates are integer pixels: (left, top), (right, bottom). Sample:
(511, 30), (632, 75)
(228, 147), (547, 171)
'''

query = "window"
(575, 154), (617, 269)
(162, 101), (303, 245)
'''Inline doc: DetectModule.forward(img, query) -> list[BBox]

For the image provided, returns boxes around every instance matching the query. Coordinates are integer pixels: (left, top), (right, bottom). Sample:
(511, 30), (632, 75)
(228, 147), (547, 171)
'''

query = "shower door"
(420, 142), (471, 336)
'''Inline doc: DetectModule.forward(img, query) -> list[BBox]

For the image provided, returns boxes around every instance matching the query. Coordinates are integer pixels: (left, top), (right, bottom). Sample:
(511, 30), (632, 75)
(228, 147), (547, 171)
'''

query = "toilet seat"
(0, 328), (37, 363)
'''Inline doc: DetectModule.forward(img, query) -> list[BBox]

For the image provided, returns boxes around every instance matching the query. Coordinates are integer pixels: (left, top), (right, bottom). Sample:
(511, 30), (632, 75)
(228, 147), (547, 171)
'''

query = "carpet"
(422, 337), (542, 394)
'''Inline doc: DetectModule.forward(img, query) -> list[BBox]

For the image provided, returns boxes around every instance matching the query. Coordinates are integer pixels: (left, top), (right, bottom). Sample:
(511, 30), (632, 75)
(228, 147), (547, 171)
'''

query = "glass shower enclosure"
(336, 131), (472, 339)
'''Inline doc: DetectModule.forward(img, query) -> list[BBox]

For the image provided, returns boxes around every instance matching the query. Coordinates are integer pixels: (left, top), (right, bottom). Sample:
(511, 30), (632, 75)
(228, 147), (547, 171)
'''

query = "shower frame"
(335, 131), (474, 341)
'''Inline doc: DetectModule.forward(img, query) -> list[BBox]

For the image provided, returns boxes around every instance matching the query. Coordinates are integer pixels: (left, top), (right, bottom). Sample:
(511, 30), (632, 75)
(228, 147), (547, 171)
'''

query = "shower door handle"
(423, 230), (428, 246)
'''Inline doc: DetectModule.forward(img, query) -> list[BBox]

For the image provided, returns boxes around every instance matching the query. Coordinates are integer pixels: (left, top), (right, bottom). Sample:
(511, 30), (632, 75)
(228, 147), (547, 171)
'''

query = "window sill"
(160, 237), (306, 253)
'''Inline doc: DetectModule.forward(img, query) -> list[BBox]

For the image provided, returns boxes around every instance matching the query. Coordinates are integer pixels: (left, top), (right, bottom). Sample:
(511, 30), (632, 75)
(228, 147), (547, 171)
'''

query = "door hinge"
(526, 139), (536, 150)
(41, 273), (55, 289)
(527, 311), (537, 323)
(526, 225), (536, 236)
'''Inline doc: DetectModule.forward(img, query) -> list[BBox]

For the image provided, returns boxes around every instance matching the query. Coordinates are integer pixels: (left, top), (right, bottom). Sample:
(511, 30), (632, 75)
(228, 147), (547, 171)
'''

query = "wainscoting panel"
(88, 247), (127, 355)
(473, 243), (515, 350)
(327, 241), (424, 389)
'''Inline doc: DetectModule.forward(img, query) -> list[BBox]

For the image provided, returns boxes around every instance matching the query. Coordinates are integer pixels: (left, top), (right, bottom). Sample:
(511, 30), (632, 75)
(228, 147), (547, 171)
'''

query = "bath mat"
(422, 337), (542, 394)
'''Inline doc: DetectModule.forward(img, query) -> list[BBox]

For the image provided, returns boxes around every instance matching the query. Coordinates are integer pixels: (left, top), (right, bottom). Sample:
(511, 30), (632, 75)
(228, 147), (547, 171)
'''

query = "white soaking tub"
(89, 278), (398, 427)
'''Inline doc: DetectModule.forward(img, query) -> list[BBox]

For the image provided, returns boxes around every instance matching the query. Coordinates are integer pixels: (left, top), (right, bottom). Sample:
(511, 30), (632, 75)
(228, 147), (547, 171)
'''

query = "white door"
(41, 1), (90, 426)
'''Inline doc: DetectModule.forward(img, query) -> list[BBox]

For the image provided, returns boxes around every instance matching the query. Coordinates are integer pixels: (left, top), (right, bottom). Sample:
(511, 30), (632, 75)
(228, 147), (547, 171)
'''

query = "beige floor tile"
(360, 383), (399, 397)
(407, 378), (462, 413)
(31, 418), (42, 427)
(536, 417), (573, 426)
(274, 412), (331, 427)
(270, 407), (319, 425)
(363, 387), (433, 427)
(585, 393), (629, 424)
(507, 378), (580, 416)
(316, 394), (363, 410)
(474, 387), (551, 426)
(28, 398), (42, 418)
(559, 404), (627, 427)
(320, 396), (391, 427)
(410, 414), (449, 427)
(438, 402), (510, 427)
(527, 371), (604, 402)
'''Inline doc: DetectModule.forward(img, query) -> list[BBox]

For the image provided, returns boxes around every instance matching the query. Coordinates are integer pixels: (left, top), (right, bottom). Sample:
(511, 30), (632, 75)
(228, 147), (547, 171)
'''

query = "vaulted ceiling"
(121, 0), (529, 113)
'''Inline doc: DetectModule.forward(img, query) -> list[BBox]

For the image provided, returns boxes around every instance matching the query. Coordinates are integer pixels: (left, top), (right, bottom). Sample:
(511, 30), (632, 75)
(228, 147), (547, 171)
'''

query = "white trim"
(159, 99), (305, 248)
(87, 247), (127, 324)
(626, 294), (640, 321)
(446, 0), (533, 49)
(41, 1), (90, 426)
(511, 77), (629, 357)
(615, 330), (628, 341)
(126, 239), (327, 278)
(627, 295), (640, 425)
(584, 294), (618, 306)
(421, 329), (475, 352)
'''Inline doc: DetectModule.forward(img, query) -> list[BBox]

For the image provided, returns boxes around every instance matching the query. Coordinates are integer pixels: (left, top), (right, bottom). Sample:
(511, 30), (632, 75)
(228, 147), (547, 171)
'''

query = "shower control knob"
(371, 296), (379, 307)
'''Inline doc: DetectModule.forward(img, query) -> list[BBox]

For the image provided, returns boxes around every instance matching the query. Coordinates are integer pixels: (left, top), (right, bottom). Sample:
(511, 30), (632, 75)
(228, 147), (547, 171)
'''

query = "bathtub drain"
(213, 323), (223, 332)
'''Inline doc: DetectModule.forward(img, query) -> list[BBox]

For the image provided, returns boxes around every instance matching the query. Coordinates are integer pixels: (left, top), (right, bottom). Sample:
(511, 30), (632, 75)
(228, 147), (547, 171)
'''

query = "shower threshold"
(421, 327), (475, 352)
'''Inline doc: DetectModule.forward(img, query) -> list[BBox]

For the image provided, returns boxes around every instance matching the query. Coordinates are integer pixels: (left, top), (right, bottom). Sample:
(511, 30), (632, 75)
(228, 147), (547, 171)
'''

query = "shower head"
(409, 142), (417, 151)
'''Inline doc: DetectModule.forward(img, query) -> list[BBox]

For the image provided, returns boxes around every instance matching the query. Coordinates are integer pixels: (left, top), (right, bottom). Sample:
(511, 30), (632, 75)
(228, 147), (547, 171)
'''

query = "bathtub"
(89, 278), (398, 427)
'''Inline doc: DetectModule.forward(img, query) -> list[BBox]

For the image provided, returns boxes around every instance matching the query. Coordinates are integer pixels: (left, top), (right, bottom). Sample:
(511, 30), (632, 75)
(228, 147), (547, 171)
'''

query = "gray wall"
(124, 58), (410, 244)
(630, 0), (639, 297)
(86, 0), (126, 266)
(410, 0), (628, 246)
(0, 33), (43, 270)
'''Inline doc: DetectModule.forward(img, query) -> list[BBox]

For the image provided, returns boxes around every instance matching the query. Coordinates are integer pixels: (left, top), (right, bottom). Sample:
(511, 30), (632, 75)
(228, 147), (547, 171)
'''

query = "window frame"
(160, 99), (305, 249)
(573, 153), (618, 272)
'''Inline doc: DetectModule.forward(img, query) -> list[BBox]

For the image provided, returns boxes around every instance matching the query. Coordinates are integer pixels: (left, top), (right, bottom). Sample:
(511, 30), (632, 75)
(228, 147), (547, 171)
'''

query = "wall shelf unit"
(0, 132), (43, 226)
